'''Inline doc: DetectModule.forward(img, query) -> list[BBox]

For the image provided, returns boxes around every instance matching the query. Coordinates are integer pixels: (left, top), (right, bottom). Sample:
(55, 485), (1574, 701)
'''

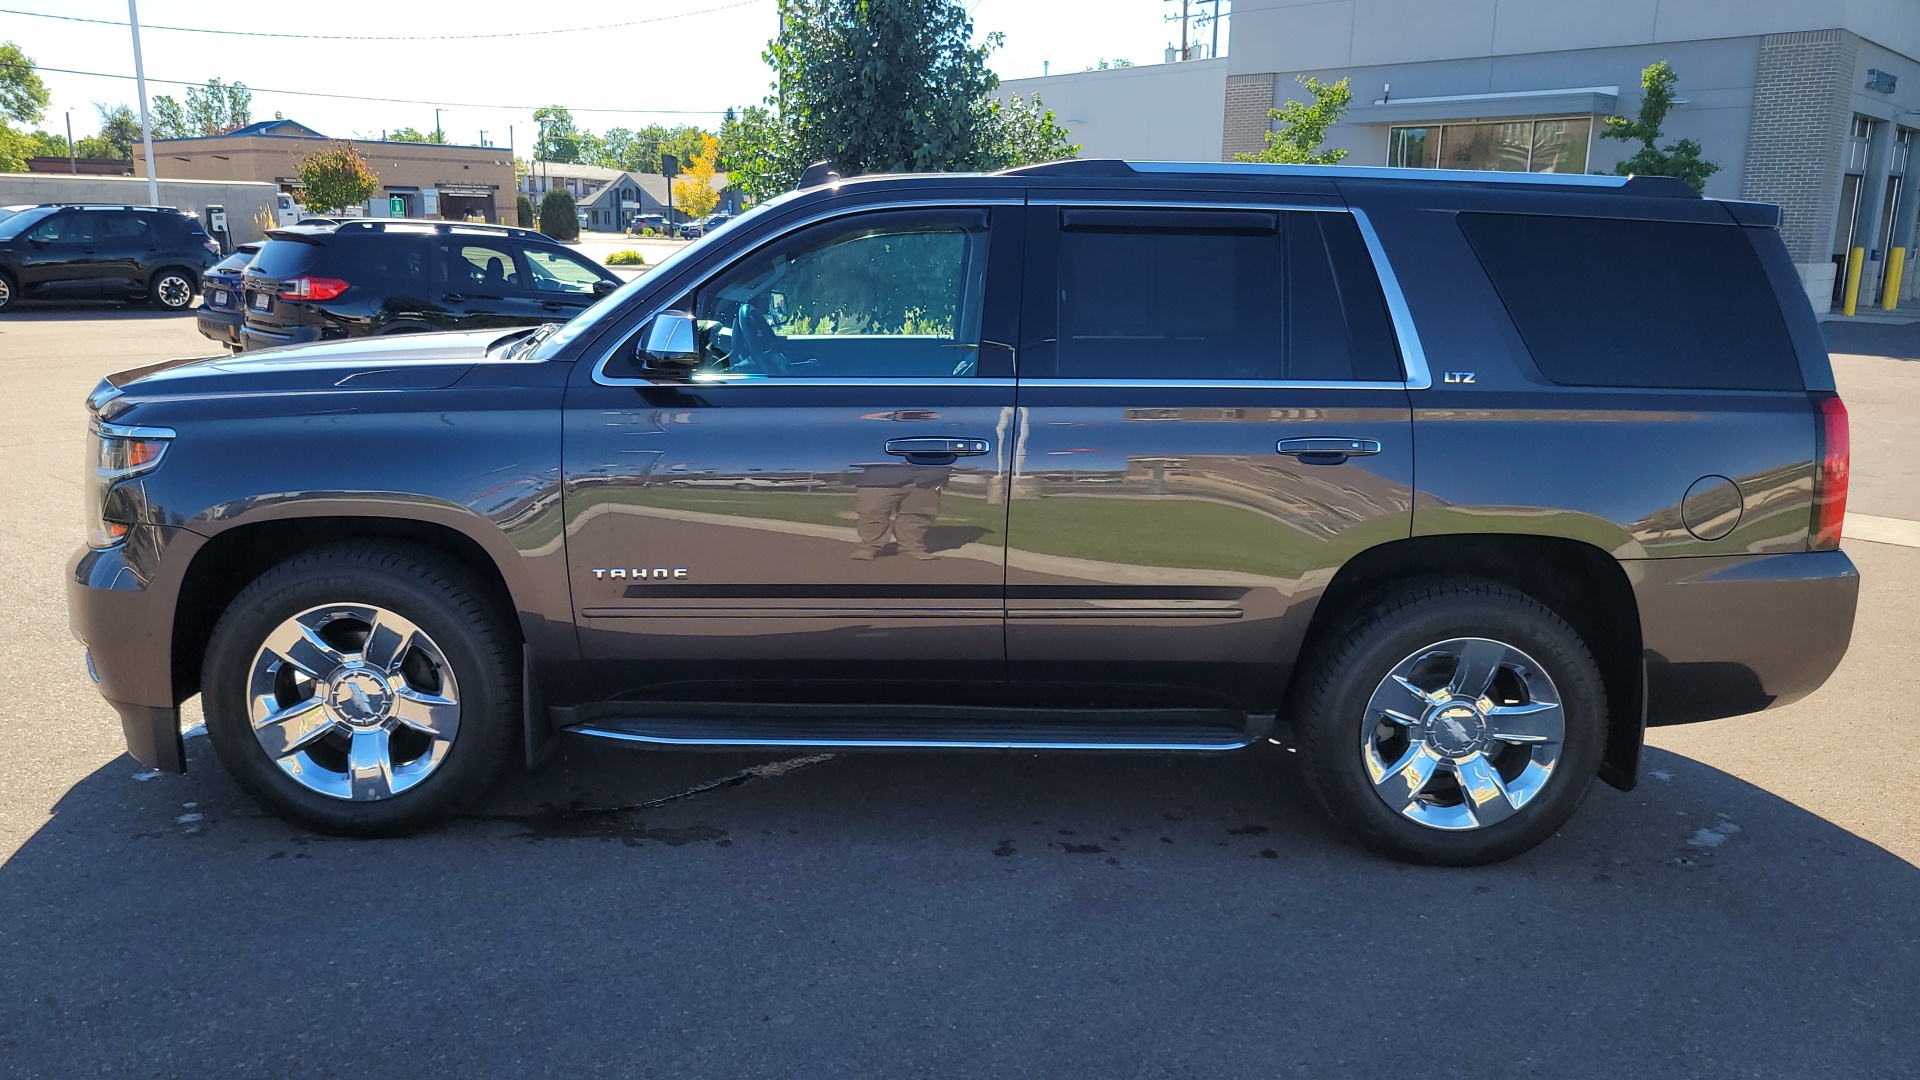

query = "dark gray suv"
(67, 161), (1857, 864)
(0, 204), (220, 312)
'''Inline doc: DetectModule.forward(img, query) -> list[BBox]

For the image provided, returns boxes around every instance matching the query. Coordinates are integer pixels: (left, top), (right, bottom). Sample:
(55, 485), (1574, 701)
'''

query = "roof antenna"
(796, 161), (842, 189)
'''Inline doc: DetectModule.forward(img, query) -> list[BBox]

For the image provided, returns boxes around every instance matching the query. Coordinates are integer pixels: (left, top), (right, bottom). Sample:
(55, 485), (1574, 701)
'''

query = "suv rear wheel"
(202, 542), (519, 835)
(147, 267), (196, 311)
(1291, 581), (1606, 865)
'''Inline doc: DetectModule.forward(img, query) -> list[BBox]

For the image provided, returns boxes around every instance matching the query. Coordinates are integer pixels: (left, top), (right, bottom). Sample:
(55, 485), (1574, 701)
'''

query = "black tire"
(1291, 580), (1607, 866)
(202, 542), (519, 835)
(0, 269), (16, 313)
(147, 266), (197, 311)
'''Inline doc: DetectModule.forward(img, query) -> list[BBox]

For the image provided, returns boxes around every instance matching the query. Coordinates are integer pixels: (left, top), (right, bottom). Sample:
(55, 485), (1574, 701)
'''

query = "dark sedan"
(195, 243), (260, 350)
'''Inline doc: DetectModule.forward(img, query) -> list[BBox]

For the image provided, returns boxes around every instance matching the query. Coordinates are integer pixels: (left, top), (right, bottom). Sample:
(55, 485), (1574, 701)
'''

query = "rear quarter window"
(1457, 212), (1803, 391)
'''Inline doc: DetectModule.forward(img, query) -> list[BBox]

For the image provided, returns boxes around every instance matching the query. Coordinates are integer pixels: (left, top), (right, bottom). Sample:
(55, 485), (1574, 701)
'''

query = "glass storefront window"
(1388, 116), (1592, 174)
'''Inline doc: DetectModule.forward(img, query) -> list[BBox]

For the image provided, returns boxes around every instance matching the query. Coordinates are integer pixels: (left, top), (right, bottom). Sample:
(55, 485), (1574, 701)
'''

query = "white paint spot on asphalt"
(1649, 769), (1673, 782)
(131, 769), (162, 782)
(1687, 817), (1741, 848)
(174, 812), (203, 825)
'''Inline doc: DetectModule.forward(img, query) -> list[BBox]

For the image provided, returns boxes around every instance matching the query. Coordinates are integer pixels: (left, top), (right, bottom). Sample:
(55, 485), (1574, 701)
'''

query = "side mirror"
(593, 279), (619, 297)
(635, 311), (698, 374)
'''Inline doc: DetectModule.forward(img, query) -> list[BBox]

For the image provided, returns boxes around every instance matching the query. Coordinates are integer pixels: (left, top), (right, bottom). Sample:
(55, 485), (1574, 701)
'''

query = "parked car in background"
(237, 219), (621, 350)
(627, 214), (668, 235)
(196, 242), (261, 350)
(677, 213), (732, 239)
(0, 204), (219, 313)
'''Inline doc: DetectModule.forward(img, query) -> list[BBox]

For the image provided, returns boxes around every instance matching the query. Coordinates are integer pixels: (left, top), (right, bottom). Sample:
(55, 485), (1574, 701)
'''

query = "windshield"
(531, 190), (807, 361)
(0, 206), (55, 241)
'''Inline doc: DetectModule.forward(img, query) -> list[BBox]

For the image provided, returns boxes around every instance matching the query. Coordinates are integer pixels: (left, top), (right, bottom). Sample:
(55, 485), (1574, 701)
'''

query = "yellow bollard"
(1882, 247), (1907, 311)
(1842, 246), (1866, 316)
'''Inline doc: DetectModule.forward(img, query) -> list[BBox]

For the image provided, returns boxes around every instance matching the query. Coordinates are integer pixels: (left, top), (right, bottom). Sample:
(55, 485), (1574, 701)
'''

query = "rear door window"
(1035, 208), (1401, 381)
(98, 213), (153, 246)
(1458, 212), (1803, 390)
(441, 242), (528, 295)
(522, 246), (607, 295)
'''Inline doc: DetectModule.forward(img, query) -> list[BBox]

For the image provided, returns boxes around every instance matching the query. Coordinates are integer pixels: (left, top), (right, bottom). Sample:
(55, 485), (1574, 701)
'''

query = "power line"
(32, 65), (732, 116)
(0, 0), (769, 41)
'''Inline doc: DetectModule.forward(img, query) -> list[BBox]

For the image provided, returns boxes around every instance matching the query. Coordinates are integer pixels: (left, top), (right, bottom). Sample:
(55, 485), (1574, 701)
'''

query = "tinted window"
(0, 206), (53, 240)
(1459, 213), (1802, 391)
(212, 249), (257, 273)
(1043, 209), (1401, 381)
(98, 214), (152, 243)
(249, 237), (325, 279)
(442, 242), (524, 293)
(688, 209), (990, 379)
(26, 212), (91, 244)
(523, 246), (606, 294)
(349, 237), (428, 291)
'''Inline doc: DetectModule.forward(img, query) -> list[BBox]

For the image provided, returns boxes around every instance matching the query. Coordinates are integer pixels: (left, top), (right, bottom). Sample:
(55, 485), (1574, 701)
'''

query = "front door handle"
(885, 437), (991, 464)
(1278, 437), (1382, 464)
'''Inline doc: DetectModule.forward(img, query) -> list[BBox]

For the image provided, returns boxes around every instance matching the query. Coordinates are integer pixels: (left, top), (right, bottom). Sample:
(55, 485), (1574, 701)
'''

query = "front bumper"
(1629, 549), (1860, 725)
(67, 525), (203, 772)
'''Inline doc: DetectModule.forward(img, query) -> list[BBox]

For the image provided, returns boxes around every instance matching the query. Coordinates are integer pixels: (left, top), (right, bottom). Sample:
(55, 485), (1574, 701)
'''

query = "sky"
(2, 0), (1222, 150)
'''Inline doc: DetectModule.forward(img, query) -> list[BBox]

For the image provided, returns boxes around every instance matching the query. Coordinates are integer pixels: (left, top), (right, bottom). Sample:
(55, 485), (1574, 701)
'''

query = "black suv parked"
(0, 204), (219, 312)
(69, 162), (1858, 864)
(237, 219), (620, 351)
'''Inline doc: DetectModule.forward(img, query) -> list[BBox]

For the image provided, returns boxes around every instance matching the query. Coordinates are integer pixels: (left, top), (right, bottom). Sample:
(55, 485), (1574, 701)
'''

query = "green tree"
(983, 92), (1078, 168)
(766, 0), (1002, 183)
(93, 102), (142, 158)
(516, 193), (535, 227)
(185, 78), (250, 135)
(533, 105), (581, 163)
(538, 189), (580, 240)
(388, 126), (447, 144)
(0, 41), (47, 125)
(1235, 75), (1351, 164)
(148, 95), (191, 139)
(1602, 60), (1719, 194)
(720, 104), (789, 204)
(297, 142), (380, 213)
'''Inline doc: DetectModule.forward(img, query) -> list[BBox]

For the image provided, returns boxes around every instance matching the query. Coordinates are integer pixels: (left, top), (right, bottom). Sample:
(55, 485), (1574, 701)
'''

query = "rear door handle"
(1277, 437), (1382, 463)
(885, 437), (991, 459)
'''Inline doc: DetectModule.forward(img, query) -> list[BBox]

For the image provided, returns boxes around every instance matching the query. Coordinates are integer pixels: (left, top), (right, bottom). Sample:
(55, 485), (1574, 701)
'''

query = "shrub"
(605, 249), (646, 266)
(516, 194), (534, 227)
(642, 227), (656, 238)
(537, 190), (579, 241)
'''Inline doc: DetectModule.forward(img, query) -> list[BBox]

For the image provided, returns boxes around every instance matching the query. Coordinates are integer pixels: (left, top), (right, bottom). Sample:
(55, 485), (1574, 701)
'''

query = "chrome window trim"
(675, 378), (1016, 389)
(1020, 379), (1408, 391)
(591, 197), (1022, 388)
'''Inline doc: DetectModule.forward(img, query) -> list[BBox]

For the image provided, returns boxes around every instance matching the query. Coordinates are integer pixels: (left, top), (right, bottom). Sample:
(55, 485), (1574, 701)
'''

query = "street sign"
(389, 196), (404, 217)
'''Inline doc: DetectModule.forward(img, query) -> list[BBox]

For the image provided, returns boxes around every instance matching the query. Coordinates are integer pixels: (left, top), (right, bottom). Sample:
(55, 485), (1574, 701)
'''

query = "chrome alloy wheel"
(0, 277), (11, 307)
(154, 273), (193, 309)
(1360, 637), (1565, 831)
(247, 604), (461, 801)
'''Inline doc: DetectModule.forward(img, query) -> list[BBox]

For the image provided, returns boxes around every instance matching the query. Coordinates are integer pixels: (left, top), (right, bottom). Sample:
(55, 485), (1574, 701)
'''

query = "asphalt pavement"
(1, 301), (1916, 1078)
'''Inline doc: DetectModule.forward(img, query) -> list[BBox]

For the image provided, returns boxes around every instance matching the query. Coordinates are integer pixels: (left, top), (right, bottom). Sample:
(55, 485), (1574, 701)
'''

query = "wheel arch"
(1292, 533), (1645, 791)
(171, 513), (526, 704)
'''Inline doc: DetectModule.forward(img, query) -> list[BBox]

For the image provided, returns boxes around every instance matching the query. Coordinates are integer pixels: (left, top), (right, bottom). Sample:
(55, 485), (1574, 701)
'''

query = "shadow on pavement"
(1, 736), (1915, 1078)
(1824, 318), (1920, 360)
(0, 300), (198, 320)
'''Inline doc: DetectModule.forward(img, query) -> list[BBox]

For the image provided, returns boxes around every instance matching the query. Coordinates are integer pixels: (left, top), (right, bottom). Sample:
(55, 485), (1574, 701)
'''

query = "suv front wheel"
(1291, 581), (1607, 865)
(202, 542), (519, 835)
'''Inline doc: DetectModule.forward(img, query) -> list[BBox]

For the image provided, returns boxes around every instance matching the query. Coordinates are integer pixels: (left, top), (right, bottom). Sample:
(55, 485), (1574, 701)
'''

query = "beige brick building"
(134, 119), (516, 224)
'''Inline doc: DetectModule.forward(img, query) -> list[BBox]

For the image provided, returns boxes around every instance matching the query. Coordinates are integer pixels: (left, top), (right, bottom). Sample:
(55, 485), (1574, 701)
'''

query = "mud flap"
(522, 646), (558, 773)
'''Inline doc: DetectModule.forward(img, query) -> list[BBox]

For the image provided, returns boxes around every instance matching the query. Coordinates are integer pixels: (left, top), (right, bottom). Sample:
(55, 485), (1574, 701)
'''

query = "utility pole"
(127, 0), (159, 205)
(65, 109), (75, 173)
(434, 109), (444, 142)
(1210, 0), (1223, 59)
(478, 129), (487, 147)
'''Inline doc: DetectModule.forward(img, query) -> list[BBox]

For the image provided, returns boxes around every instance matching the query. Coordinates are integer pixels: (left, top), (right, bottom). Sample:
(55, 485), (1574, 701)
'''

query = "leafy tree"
(185, 78), (250, 135)
(0, 41), (47, 124)
(297, 142), (380, 213)
(1235, 75), (1351, 164)
(533, 105), (581, 163)
(1602, 60), (1719, 194)
(517, 193), (535, 227)
(538, 189), (580, 240)
(148, 95), (191, 139)
(388, 126), (447, 144)
(93, 102), (142, 158)
(1084, 58), (1133, 71)
(984, 93), (1078, 168)
(720, 104), (789, 204)
(767, 0), (1002, 182)
(672, 133), (724, 220)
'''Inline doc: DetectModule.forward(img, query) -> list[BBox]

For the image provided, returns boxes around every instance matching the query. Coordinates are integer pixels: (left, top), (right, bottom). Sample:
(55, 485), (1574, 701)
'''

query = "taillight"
(1810, 393), (1849, 551)
(202, 239), (220, 256)
(280, 276), (349, 301)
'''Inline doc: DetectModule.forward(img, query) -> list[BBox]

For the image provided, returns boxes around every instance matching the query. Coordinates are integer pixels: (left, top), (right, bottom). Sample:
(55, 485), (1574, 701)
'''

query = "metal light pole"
(434, 109), (443, 142)
(128, 0), (160, 205)
(65, 109), (75, 173)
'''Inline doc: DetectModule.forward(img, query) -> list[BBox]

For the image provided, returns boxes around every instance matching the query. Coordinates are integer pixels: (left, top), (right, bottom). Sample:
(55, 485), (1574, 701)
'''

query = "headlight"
(86, 420), (173, 548)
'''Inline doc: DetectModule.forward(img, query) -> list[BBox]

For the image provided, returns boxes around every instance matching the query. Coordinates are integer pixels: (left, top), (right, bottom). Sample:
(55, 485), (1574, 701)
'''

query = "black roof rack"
(322, 218), (549, 240)
(31, 203), (187, 212)
(1000, 158), (1697, 198)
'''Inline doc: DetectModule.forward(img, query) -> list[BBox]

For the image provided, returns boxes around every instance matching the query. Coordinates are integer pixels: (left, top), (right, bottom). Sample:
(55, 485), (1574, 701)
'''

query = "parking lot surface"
(2, 301), (1916, 1077)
